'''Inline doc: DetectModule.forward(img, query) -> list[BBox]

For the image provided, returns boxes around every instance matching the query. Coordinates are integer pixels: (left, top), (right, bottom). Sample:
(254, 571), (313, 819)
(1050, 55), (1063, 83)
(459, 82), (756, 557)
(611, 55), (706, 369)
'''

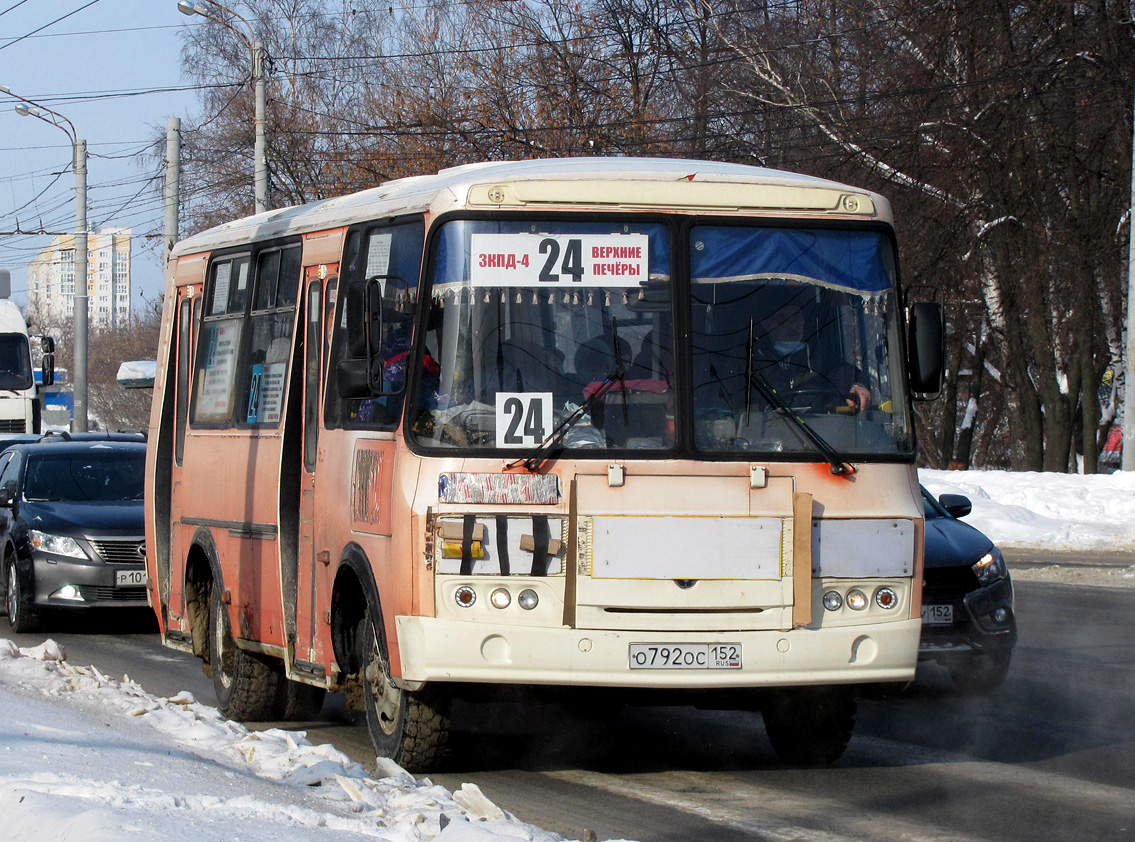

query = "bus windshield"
(0, 334), (33, 391)
(410, 218), (912, 459)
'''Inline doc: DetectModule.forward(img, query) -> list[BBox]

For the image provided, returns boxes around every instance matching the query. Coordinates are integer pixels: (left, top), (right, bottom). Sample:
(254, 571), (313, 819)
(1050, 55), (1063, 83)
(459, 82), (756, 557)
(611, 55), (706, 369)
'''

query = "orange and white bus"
(145, 158), (943, 770)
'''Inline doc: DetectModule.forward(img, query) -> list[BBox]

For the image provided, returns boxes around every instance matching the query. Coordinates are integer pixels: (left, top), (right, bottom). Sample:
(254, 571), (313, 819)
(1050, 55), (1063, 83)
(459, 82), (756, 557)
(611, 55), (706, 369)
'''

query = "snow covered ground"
(920, 468), (1135, 553)
(2, 469), (1134, 842)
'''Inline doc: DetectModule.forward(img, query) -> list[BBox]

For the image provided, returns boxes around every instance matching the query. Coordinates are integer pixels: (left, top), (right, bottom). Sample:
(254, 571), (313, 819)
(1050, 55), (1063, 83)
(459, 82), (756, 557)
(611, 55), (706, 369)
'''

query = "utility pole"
(253, 40), (267, 214)
(73, 139), (88, 432)
(1, 84), (90, 433)
(178, 1), (270, 214)
(165, 117), (181, 259)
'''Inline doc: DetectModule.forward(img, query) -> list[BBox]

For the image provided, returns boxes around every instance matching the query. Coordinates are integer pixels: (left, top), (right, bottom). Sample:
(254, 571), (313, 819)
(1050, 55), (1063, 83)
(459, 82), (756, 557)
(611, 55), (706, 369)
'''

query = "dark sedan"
(920, 485), (1017, 692)
(0, 440), (147, 632)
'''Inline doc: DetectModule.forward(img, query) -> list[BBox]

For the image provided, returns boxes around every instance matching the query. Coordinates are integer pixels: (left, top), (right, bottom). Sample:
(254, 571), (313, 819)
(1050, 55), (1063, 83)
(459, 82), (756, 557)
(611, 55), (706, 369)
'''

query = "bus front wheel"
(360, 609), (450, 773)
(762, 686), (857, 766)
(209, 585), (279, 721)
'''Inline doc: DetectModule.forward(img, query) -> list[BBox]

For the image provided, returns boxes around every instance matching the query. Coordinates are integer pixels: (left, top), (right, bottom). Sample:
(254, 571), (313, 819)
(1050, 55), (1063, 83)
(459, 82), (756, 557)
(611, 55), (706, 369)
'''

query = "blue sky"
(0, 0), (206, 311)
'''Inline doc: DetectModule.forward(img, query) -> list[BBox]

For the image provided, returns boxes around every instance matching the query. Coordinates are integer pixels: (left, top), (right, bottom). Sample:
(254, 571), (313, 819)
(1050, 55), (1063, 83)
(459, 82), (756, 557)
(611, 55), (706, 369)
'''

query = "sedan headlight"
(972, 546), (1008, 586)
(30, 530), (88, 559)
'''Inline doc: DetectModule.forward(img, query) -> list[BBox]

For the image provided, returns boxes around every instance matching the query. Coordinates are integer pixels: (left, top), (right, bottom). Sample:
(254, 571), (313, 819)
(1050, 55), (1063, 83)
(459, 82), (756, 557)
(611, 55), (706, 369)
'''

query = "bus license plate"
(116, 570), (148, 587)
(921, 604), (953, 625)
(629, 643), (742, 670)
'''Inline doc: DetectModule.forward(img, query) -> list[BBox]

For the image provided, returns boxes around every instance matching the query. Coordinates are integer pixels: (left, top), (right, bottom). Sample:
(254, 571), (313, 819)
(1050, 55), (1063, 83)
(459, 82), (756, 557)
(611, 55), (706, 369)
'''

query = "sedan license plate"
(921, 604), (953, 625)
(629, 643), (742, 670)
(116, 569), (148, 587)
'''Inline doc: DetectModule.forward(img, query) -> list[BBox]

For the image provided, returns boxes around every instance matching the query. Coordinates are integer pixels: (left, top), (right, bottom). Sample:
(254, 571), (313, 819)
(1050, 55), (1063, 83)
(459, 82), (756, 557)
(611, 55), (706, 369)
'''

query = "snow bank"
(920, 469), (1135, 551)
(0, 638), (625, 842)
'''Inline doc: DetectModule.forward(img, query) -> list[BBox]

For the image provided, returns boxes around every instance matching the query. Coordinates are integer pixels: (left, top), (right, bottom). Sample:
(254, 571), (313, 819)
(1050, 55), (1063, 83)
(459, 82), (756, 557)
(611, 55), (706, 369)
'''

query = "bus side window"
(175, 297), (192, 465)
(325, 219), (424, 430)
(241, 244), (301, 427)
(304, 278), (324, 474)
(192, 255), (250, 427)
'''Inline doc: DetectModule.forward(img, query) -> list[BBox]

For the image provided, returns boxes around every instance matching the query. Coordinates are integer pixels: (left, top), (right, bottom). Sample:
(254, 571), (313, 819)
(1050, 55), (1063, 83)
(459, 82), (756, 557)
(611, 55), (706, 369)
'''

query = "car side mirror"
(938, 493), (972, 519)
(0, 486), (15, 508)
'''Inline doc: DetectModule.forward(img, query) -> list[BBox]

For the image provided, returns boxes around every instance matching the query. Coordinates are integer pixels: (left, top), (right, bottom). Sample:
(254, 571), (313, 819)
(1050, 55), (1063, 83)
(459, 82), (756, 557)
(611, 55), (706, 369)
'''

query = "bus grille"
(90, 539), (144, 564)
(0, 418), (25, 433)
(75, 585), (147, 602)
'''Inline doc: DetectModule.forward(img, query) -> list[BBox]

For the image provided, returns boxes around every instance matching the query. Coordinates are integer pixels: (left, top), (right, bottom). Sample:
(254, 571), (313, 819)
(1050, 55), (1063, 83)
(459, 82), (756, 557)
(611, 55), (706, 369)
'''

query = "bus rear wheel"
(360, 609), (450, 773)
(762, 686), (857, 766)
(209, 585), (278, 721)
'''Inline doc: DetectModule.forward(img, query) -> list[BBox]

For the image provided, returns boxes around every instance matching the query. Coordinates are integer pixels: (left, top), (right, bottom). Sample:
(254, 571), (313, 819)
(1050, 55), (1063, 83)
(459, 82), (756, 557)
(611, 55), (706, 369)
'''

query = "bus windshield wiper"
(505, 371), (624, 472)
(745, 318), (855, 476)
(506, 334), (627, 473)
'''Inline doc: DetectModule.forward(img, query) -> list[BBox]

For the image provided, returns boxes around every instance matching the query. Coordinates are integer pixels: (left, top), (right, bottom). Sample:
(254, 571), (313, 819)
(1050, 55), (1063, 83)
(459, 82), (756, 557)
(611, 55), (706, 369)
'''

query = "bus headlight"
(822, 591), (843, 611)
(846, 590), (868, 611)
(454, 586), (476, 607)
(490, 588), (511, 609)
(517, 589), (539, 610)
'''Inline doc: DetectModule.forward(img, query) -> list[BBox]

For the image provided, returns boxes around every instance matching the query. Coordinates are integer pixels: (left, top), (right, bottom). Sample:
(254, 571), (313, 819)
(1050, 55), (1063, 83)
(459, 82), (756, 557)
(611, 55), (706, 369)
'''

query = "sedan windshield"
(24, 451), (145, 502)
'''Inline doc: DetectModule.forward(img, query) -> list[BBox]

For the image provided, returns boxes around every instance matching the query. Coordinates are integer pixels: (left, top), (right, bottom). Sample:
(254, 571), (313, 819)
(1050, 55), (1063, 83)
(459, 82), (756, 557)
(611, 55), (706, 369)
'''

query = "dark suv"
(920, 486), (1017, 692)
(0, 440), (147, 632)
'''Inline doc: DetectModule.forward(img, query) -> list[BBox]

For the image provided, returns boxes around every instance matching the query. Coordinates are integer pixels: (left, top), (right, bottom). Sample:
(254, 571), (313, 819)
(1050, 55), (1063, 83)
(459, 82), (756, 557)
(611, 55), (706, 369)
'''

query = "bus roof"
(0, 297), (29, 336)
(170, 157), (893, 258)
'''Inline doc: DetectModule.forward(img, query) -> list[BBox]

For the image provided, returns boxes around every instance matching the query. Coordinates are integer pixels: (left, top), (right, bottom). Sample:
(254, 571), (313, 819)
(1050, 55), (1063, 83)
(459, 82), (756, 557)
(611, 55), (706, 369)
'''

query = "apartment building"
(27, 227), (131, 328)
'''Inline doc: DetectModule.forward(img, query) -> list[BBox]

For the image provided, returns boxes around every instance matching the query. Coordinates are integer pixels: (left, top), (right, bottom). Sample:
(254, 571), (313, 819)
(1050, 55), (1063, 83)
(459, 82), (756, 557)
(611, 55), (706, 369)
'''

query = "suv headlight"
(972, 546), (1007, 586)
(30, 530), (88, 559)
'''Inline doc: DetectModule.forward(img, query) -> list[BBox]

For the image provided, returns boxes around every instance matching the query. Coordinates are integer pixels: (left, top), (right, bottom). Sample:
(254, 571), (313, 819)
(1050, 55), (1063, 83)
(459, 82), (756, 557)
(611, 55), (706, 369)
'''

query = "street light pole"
(0, 84), (89, 432)
(178, 1), (269, 213)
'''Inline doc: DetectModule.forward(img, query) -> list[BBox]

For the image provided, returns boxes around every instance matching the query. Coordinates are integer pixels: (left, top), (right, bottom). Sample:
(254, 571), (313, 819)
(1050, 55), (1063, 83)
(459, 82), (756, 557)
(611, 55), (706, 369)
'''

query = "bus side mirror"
(336, 358), (373, 399)
(907, 300), (944, 397)
(41, 354), (55, 387)
(345, 278), (388, 359)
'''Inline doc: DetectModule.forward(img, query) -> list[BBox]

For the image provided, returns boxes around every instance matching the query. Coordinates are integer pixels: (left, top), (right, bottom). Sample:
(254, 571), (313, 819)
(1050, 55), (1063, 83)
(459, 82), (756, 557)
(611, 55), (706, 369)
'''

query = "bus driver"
(752, 299), (871, 413)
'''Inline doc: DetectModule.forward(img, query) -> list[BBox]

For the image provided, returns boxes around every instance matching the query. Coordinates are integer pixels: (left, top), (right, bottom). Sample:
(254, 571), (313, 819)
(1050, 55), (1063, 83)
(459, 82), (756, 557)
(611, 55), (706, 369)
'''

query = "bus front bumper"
(394, 616), (921, 689)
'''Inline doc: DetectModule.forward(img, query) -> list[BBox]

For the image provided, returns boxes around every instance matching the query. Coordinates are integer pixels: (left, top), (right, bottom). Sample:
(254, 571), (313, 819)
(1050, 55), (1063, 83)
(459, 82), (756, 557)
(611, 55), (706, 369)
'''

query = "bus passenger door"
(167, 287), (198, 633)
(295, 268), (336, 669)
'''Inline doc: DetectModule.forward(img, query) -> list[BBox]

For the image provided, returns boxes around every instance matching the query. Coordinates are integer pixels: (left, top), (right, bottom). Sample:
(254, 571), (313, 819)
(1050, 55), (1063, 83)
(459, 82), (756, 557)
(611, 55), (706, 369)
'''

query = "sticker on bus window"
(367, 232), (392, 277)
(495, 392), (553, 448)
(246, 362), (287, 424)
(470, 234), (648, 287)
(211, 263), (232, 314)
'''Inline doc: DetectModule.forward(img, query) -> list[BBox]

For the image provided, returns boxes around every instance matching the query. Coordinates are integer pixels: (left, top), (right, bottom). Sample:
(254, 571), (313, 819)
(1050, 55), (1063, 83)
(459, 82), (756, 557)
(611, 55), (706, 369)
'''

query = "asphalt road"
(2, 575), (1133, 842)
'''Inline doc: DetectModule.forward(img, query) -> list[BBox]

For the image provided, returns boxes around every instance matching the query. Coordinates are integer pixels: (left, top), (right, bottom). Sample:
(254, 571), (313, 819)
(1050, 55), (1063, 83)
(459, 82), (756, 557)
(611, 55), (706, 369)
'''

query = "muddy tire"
(209, 585), (278, 721)
(272, 676), (327, 721)
(949, 650), (1011, 695)
(6, 557), (38, 633)
(763, 686), (857, 766)
(360, 608), (450, 772)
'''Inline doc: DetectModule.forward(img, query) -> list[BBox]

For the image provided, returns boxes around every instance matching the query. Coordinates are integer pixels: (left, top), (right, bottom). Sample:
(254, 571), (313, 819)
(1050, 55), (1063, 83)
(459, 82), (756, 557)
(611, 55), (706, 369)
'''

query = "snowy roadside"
(920, 469), (1135, 589)
(0, 639), (626, 842)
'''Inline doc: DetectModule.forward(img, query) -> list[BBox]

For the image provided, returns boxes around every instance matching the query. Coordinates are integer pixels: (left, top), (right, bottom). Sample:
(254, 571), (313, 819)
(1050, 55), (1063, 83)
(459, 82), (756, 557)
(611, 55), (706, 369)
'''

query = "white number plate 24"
(629, 643), (742, 670)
